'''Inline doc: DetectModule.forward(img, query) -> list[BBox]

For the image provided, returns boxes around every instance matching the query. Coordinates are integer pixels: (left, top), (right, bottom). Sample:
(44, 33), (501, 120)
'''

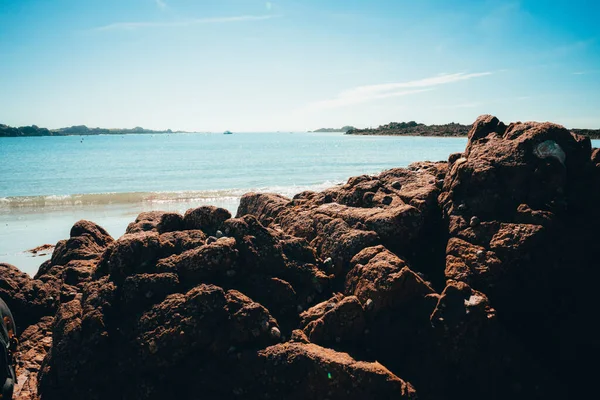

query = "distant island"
(0, 123), (189, 137)
(346, 121), (600, 139)
(347, 121), (471, 137)
(311, 126), (356, 133)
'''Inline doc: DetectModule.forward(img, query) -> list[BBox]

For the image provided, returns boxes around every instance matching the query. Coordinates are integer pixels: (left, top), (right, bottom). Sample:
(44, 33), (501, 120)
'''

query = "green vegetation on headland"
(311, 126), (356, 132)
(0, 123), (187, 137)
(346, 121), (600, 139)
(3, 121), (600, 139)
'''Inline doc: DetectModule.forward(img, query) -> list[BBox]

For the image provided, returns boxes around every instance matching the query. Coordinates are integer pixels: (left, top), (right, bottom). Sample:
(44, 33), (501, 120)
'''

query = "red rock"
(236, 192), (290, 222)
(121, 273), (180, 313)
(96, 232), (162, 280)
(250, 342), (417, 400)
(158, 230), (207, 255)
(183, 206), (231, 235)
(345, 246), (435, 314)
(0, 263), (58, 332)
(237, 166), (444, 277)
(156, 237), (239, 286)
(445, 237), (503, 288)
(13, 316), (53, 400)
(126, 211), (184, 234)
(301, 295), (366, 348)
(310, 218), (379, 275)
(51, 220), (113, 266)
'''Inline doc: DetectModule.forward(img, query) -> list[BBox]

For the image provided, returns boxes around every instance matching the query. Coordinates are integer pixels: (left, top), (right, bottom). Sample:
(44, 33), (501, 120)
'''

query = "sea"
(2, 132), (596, 275)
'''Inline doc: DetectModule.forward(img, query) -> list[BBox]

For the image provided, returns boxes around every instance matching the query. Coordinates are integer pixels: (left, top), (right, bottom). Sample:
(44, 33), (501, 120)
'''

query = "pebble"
(457, 203), (467, 212)
(365, 298), (374, 311)
(382, 195), (393, 205)
(476, 250), (485, 259)
(270, 327), (281, 340)
(470, 216), (480, 227)
(391, 181), (402, 189)
(206, 236), (217, 244)
(215, 230), (224, 238)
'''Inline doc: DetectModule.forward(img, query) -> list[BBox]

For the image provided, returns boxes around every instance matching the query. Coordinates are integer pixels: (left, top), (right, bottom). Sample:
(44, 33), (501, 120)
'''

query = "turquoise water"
(0, 132), (467, 197)
(2, 132), (596, 275)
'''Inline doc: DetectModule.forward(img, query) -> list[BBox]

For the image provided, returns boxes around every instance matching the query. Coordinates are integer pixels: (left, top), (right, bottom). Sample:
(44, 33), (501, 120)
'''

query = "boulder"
(126, 211), (184, 234)
(237, 166), (446, 283)
(39, 283), (282, 400)
(248, 342), (417, 400)
(345, 246), (435, 314)
(51, 220), (114, 266)
(183, 206), (231, 235)
(96, 232), (163, 280)
(0, 263), (58, 332)
(301, 295), (366, 349)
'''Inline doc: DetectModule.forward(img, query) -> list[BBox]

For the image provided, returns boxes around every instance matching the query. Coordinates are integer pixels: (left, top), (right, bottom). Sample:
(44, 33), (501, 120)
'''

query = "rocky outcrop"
(438, 115), (600, 398)
(249, 342), (417, 399)
(0, 263), (57, 333)
(238, 163), (447, 286)
(126, 211), (184, 234)
(1, 115), (599, 400)
(13, 317), (53, 400)
(183, 206), (231, 235)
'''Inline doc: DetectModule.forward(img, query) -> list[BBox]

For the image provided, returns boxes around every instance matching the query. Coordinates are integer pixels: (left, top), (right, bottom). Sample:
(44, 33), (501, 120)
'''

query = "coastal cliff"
(3, 115), (600, 400)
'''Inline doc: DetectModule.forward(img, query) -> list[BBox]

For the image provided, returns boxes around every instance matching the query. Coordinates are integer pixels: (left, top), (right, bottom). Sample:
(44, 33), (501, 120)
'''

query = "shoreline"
(347, 128), (600, 139)
(2, 115), (600, 399)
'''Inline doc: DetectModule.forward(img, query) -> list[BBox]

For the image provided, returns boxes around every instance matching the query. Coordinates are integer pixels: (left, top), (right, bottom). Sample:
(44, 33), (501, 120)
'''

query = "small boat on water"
(223, 130), (233, 135)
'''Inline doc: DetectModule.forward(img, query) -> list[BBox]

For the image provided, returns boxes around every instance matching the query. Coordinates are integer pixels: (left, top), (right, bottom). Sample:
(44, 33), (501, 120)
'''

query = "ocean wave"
(0, 181), (342, 211)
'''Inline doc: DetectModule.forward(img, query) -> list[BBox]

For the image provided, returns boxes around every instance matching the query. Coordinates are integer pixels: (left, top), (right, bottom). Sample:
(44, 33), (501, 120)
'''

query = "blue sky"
(0, 0), (599, 131)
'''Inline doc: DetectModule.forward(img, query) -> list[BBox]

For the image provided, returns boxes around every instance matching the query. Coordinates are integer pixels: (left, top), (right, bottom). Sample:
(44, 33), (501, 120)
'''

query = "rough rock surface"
(183, 206), (231, 235)
(13, 317), (53, 400)
(438, 115), (599, 398)
(125, 211), (184, 234)
(0, 115), (598, 400)
(238, 163), (447, 285)
(249, 342), (417, 400)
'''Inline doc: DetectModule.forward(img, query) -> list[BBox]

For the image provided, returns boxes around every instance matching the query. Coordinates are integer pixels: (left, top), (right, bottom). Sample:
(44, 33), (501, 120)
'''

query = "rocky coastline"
(0, 124), (186, 137)
(346, 120), (600, 139)
(2, 115), (600, 399)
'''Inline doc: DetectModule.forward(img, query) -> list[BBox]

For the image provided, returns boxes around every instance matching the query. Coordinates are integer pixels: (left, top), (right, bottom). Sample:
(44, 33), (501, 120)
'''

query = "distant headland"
(0, 123), (189, 137)
(345, 121), (600, 139)
(311, 126), (356, 133)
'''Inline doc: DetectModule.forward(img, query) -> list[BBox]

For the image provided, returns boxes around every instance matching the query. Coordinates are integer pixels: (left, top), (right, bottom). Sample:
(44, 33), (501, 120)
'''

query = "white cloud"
(155, 0), (168, 10)
(302, 72), (493, 112)
(95, 15), (280, 31)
